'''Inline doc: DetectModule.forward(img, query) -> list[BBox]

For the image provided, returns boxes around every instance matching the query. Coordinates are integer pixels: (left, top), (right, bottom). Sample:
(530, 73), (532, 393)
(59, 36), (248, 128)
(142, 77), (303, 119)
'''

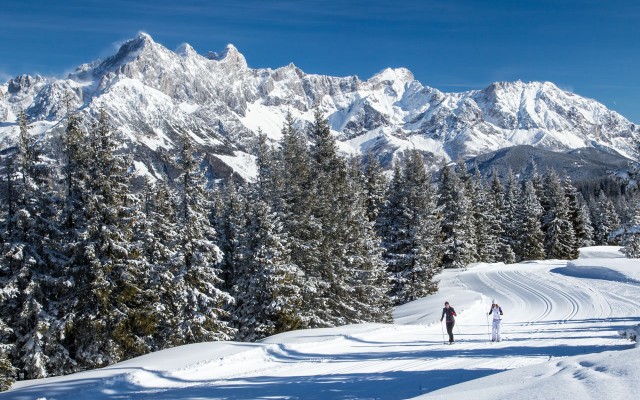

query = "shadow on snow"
(3, 368), (505, 400)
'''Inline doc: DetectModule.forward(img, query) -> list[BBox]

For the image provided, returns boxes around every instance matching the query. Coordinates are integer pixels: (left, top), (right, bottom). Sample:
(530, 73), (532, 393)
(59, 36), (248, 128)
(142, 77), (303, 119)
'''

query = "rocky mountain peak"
(113, 32), (158, 61)
(176, 42), (198, 58)
(7, 74), (46, 94)
(369, 67), (415, 84)
(206, 44), (248, 70)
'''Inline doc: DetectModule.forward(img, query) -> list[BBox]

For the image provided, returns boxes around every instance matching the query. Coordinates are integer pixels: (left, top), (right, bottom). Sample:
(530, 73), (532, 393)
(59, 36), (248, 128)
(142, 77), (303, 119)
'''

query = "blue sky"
(1, 0), (639, 122)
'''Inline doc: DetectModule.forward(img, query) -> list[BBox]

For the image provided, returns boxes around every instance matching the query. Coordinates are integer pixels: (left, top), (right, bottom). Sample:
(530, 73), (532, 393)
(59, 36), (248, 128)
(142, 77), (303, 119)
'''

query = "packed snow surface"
(4, 247), (639, 399)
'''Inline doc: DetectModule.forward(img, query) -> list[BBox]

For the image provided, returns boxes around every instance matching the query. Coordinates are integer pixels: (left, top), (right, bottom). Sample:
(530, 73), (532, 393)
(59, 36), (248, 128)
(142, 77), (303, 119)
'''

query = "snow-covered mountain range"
(1, 33), (638, 180)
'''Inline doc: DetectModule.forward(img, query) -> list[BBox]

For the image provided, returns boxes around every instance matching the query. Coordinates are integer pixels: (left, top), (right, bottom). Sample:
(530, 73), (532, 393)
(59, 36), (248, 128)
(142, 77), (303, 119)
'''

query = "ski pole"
(441, 321), (445, 344)
(486, 312), (490, 339)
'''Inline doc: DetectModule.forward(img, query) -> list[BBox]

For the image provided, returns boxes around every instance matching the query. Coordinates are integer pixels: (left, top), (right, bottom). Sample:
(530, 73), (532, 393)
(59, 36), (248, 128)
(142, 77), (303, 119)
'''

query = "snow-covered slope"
(4, 247), (639, 399)
(1, 33), (638, 179)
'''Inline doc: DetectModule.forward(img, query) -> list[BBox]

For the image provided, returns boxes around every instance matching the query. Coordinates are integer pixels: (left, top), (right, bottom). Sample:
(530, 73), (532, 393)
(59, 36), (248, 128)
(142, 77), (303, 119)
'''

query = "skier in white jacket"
(488, 299), (503, 342)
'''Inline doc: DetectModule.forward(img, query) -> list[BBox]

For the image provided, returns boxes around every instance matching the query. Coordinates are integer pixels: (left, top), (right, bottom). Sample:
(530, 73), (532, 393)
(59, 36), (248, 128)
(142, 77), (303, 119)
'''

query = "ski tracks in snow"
(199, 260), (639, 396)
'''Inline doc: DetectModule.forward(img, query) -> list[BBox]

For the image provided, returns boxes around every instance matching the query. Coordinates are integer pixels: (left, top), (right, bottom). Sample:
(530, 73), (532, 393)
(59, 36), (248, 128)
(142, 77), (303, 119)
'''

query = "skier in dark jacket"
(440, 301), (457, 343)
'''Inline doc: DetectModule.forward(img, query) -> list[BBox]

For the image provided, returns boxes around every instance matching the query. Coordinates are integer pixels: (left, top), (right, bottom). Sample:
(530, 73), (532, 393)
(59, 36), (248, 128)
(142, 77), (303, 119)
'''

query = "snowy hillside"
(0, 33), (638, 179)
(4, 246), (639, 399)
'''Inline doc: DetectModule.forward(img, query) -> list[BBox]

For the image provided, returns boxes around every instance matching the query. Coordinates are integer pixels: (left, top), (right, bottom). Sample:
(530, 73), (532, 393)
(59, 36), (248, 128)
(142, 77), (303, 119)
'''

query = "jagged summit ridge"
(0, 33), (638, 180)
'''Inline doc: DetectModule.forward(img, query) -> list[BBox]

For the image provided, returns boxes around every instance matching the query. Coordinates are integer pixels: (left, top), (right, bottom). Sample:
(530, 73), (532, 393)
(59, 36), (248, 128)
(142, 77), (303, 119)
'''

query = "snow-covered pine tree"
(378, 164), (408, 302)
(0, 112), (44, 379)
(136, 178), (177, 350)
(59, 107), (91, 238)
(279, 112), (313, 217)
(577, 193), (595, 247)
(563, 175), (594, 249)
(439, 163), (476, 269)
(0, 157), (18, 248)
(363, 151), (388, 224)
(19, 119), (71, 378)
(487, 171), (516, 263)
(307, 109), (357, 326)
(174, 135), (233, 343)
(518, 180), (546, 261)
(530, 161), (550, 231)
(0, 110), (66, 378)
(216, 179), (249, 296)
(620, 200), (640, 257)
(229, 129), (309, 340)
(503, 169), (523, 260)
(470, 164), (496, 262)
(456, 160), (479, 262)
(56, 107), (94, 374)
(379, 151), (442, 304)
(0, 353), (13, 391)
(233, 195), (305, 341)
(255, 132), (282, 212)
(69, 109), (151, 367)
(302, 109), (391, 324)
(219, 179), (255, 336)
(542, 170), (578, 259)
(343, 158), (392, 322)
(276, 113), (320, 327)
(0, 318), (15, 391)
(530, 161), (545, 200)
(401, 151), (442, 299)
(592, 190), (621, 245)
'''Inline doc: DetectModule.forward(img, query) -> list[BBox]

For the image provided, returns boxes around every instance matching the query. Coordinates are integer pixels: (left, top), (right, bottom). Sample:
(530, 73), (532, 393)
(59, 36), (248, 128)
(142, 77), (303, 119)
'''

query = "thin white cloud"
(0, 71), (13, 83)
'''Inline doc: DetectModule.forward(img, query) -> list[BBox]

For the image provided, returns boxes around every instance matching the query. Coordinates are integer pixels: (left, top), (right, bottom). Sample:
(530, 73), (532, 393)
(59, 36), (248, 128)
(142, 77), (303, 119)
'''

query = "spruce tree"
(621, 200), (640, 258)
(233, 196), (305, 340)
(439, 164), (476, 268)
(0, 318), (15, 391)
(302, 109), (391, 324)
(592, 190), (621, 245)
(470, 165), (495, 262)
(307, 109), (358, 325)
(487, 171), (516, 263)
(174, 135), (233, 343)
(577, 194), (595, 247)
(503, 169), (523, 260)
(0, 352), (14, 391)
(363, 151), (388, 223)
(379, 151), (441, 304)
(216, 179), (249, 295)
(276, 113), (320, 327)
(55, 107), (97, 373)
(542, 170), (577, 259)
(530, 161), (545, 201)
(69, 109), (151, 367)
(378, 164), (408, 300)
(137, 178), (177, 350)
(519, 181), (546, 261)
(343, 159), (392, 322)
(563, 175), (593, 249)
(456, 160), (479, 262)
(0, 110), (64, 378)
(254, 132), (281, 212)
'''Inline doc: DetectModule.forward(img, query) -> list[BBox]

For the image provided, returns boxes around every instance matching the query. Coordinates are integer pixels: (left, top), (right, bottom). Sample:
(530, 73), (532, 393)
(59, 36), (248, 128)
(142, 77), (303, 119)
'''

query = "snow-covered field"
(4, 246), (639, 399)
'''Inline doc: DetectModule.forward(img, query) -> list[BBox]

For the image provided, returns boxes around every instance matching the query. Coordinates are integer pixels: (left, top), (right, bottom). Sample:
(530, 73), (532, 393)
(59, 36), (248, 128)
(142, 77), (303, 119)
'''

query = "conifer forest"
(0, 108), (638, 384)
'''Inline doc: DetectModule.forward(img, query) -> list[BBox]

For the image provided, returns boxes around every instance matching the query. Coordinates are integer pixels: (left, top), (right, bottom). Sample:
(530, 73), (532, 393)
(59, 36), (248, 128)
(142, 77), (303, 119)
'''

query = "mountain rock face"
(1, 33), (638, 180)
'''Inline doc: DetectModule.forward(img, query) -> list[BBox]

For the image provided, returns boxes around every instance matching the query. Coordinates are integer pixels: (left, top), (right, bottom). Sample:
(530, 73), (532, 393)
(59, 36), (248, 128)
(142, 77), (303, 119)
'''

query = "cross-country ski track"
(4, 246), (640, 400)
